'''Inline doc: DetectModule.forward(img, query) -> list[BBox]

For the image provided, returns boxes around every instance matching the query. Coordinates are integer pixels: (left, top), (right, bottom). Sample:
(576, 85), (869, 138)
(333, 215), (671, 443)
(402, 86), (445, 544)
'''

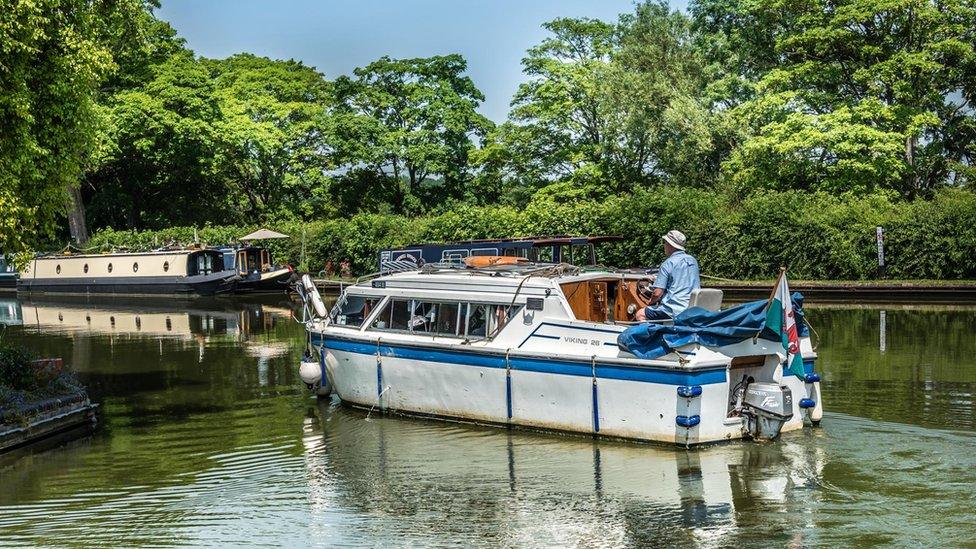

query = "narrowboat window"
(163, 261), (170, 272)
(84, 263), (89, 273)
(193, 252), (218, 275)
(331, 295), (381, 327)
(107, 263), (113, 273)
(56, 264), (61, 274)
(133, 262), (139, 273)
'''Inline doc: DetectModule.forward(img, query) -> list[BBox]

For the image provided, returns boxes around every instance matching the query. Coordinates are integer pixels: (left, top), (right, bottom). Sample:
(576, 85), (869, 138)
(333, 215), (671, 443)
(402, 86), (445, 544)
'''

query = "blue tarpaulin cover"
(617, 292), (808, 360)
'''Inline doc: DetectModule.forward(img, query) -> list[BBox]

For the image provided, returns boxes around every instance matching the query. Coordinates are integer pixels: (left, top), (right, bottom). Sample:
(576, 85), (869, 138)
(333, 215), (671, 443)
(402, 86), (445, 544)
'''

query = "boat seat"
(689, 288), (723, 312)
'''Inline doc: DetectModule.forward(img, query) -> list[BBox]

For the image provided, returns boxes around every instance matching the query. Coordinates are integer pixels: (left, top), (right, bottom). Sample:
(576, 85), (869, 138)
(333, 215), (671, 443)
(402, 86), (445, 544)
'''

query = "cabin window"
(107, 263), (113, 273)
(370, 299), (463, 336)
(84, 263), (89, 274)
(464, 303), (523, 339)
(433, 302), (460, 335)
(467, 304), (491, 337)
(56, 265), (61, 274)
(403, 301), (461, 335)
(331, 295), (381, 328)
(371, 299), (410, 331)
(163, 261), (170, 272)
(133, 262), (139, 273)
(191, 252), (223, 275)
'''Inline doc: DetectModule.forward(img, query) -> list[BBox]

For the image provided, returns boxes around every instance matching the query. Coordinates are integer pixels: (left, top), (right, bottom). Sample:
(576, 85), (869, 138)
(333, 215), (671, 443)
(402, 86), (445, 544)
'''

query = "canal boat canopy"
(240, 228), (289, 241)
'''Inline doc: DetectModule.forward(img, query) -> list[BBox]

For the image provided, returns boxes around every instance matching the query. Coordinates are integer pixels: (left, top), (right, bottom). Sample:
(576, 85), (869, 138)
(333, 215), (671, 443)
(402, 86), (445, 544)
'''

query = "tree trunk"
(905, 135), (919, 197)
(66, 185), (89, 245)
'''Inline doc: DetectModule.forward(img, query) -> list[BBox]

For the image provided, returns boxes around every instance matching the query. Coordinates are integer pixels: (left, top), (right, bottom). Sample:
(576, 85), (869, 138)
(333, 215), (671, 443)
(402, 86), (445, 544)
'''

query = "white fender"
(301, 274), (328, 318)
(299, 358), (322, 385)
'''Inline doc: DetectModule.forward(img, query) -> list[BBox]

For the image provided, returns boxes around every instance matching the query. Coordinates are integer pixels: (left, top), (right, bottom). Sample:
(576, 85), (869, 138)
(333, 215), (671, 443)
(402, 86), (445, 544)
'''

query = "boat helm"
(740, 382), (794, 441)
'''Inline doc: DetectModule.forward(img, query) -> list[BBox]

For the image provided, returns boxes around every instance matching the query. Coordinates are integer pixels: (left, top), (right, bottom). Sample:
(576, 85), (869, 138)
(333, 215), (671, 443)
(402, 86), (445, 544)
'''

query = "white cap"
(663, 230), (686, 251)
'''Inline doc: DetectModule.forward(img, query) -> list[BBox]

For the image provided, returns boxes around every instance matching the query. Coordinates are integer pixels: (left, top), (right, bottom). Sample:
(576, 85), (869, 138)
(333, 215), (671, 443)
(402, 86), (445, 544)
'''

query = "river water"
(1, 296), (974, 547)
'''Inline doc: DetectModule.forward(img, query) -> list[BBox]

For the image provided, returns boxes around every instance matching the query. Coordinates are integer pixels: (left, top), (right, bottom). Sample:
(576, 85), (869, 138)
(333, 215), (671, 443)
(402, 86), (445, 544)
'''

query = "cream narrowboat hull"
(235, 268), (295, 293)
(17, 271), (237, 296)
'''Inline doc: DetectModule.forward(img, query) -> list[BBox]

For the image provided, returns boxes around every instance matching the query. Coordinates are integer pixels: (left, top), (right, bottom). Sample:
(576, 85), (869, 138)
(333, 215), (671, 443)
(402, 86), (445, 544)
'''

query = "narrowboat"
(17, 249), (237, 296)
(219, 245), (295, 293)
(295, 261), (823, 446)
(379, 235), (624, 274)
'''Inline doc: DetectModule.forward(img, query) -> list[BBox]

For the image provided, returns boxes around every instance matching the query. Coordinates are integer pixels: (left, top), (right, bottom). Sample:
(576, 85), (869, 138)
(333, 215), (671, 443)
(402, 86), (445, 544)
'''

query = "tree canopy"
(2, 0), (974, 252)
(0, 0), (143, 252)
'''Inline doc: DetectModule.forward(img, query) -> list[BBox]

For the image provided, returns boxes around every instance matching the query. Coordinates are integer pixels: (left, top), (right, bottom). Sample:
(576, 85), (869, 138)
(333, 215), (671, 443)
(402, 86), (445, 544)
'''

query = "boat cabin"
(222, 246), (274, 276)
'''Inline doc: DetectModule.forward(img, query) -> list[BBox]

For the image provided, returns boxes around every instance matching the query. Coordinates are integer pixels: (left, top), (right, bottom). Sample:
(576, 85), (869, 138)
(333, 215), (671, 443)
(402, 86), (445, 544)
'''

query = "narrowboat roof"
(401, 235), (623, 248)
(33, 248), (219, 259)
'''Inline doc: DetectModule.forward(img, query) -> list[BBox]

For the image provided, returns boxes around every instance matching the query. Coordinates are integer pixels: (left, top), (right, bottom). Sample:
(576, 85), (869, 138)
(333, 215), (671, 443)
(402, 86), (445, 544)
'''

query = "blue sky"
(157, 0), (687, 122)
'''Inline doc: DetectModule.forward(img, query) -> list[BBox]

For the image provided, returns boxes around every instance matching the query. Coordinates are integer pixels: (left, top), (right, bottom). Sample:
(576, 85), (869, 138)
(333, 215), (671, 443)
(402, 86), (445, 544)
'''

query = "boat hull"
(0, 274), (16, 291)
(312, 334), (819, 446)
(235, 268), (294, 293)
(17, 272), (237, 296)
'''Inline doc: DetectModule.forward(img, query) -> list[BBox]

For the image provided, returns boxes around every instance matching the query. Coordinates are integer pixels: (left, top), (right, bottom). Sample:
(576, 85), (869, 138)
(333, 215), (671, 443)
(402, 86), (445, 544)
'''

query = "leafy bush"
(0, 346), (35, 391)
(84, 188), (976, 280)
(1, 345), (88, 423)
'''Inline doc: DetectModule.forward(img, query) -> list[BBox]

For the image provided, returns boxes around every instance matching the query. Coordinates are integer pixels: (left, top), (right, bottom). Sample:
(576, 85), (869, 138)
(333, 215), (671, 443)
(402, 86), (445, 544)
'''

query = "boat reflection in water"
(14, 295), (297, 365)
(300, 398), (827, 546)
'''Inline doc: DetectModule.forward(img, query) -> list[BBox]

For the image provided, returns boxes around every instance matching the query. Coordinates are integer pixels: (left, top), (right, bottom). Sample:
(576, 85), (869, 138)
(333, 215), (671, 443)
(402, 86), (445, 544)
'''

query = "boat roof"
(346, 263), (633, 297)
(34, 248), (218, 259)
(400, 235), (623, 248)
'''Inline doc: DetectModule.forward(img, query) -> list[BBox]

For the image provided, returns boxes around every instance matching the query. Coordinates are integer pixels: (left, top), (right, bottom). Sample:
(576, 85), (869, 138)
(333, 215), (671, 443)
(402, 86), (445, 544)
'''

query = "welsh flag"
(765, 271), (805, 378)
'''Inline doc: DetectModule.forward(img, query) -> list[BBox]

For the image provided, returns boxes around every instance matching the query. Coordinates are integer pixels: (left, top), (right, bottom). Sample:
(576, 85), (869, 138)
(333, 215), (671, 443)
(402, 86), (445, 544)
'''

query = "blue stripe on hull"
(313, 335), (726, 386)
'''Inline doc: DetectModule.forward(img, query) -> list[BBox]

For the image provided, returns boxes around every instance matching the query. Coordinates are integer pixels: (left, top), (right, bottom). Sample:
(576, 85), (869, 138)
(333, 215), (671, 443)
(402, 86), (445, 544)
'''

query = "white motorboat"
(296, 260), (823, 446)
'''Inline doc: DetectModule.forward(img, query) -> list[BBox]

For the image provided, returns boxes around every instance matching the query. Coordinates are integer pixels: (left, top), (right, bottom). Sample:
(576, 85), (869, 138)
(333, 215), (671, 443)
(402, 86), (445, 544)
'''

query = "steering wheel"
(623, 278), (654, 319)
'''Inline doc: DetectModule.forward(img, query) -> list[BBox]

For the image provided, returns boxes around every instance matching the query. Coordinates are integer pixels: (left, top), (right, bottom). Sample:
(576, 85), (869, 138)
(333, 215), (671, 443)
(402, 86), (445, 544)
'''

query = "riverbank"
(313, 275), (976, 303)
(0, 352), (97, 456)
(705, 278), (976, 303)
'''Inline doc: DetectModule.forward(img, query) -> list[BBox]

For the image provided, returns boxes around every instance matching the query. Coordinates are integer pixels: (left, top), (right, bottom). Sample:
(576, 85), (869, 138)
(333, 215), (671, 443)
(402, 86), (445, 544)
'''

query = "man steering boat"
(635, 230), (701, 322)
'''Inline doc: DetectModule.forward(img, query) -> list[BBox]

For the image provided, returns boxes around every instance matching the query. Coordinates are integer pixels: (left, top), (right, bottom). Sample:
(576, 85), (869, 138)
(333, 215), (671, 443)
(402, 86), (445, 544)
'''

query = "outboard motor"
(741, 382), (793, 441)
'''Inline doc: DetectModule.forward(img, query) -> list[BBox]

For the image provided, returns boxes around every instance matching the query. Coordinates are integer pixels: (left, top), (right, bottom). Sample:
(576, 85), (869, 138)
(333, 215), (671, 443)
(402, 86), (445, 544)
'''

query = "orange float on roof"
(464, 255), (530, 269)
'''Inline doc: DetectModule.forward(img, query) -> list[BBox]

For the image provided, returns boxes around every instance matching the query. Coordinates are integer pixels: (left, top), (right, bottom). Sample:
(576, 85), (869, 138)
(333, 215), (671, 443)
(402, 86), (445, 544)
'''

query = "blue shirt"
(652, 250), (700, 317)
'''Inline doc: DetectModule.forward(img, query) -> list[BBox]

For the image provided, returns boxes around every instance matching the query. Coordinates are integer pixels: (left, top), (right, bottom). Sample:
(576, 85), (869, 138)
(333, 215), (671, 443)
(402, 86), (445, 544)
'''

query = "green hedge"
(86, 188), (976, 280)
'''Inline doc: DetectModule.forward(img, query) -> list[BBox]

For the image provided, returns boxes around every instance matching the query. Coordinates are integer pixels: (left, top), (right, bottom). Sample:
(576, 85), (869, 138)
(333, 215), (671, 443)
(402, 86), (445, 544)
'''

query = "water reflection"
(297, 399), (834, 547)
(1, 300), (975, 547)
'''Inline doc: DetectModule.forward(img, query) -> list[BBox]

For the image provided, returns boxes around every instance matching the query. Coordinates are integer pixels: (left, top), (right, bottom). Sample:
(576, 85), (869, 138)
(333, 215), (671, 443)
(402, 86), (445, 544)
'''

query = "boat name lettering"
(563, 336), (603, 346)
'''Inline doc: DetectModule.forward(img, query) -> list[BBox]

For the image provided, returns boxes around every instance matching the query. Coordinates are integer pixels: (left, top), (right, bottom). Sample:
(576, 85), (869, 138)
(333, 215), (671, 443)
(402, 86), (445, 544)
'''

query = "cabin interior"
(237, 248), (272, 274)
(559, 277), (723, 324)
(560, 277), (655, 323)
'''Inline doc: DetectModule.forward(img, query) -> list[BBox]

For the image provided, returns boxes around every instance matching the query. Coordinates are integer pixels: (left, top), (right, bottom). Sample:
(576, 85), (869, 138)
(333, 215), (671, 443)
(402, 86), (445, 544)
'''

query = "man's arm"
(648, 287), (665, 306)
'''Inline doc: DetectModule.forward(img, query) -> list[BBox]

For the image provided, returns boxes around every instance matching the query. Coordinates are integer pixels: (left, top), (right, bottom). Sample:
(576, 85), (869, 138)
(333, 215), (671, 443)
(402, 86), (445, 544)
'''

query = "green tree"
(330, 54), (493, 213)
(0, 0), (138, 252)
(695, 0), (976, 197)
(497, 3), (721, 198)
(85, 52), (225, 229)
(208, 54), (332, 220)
